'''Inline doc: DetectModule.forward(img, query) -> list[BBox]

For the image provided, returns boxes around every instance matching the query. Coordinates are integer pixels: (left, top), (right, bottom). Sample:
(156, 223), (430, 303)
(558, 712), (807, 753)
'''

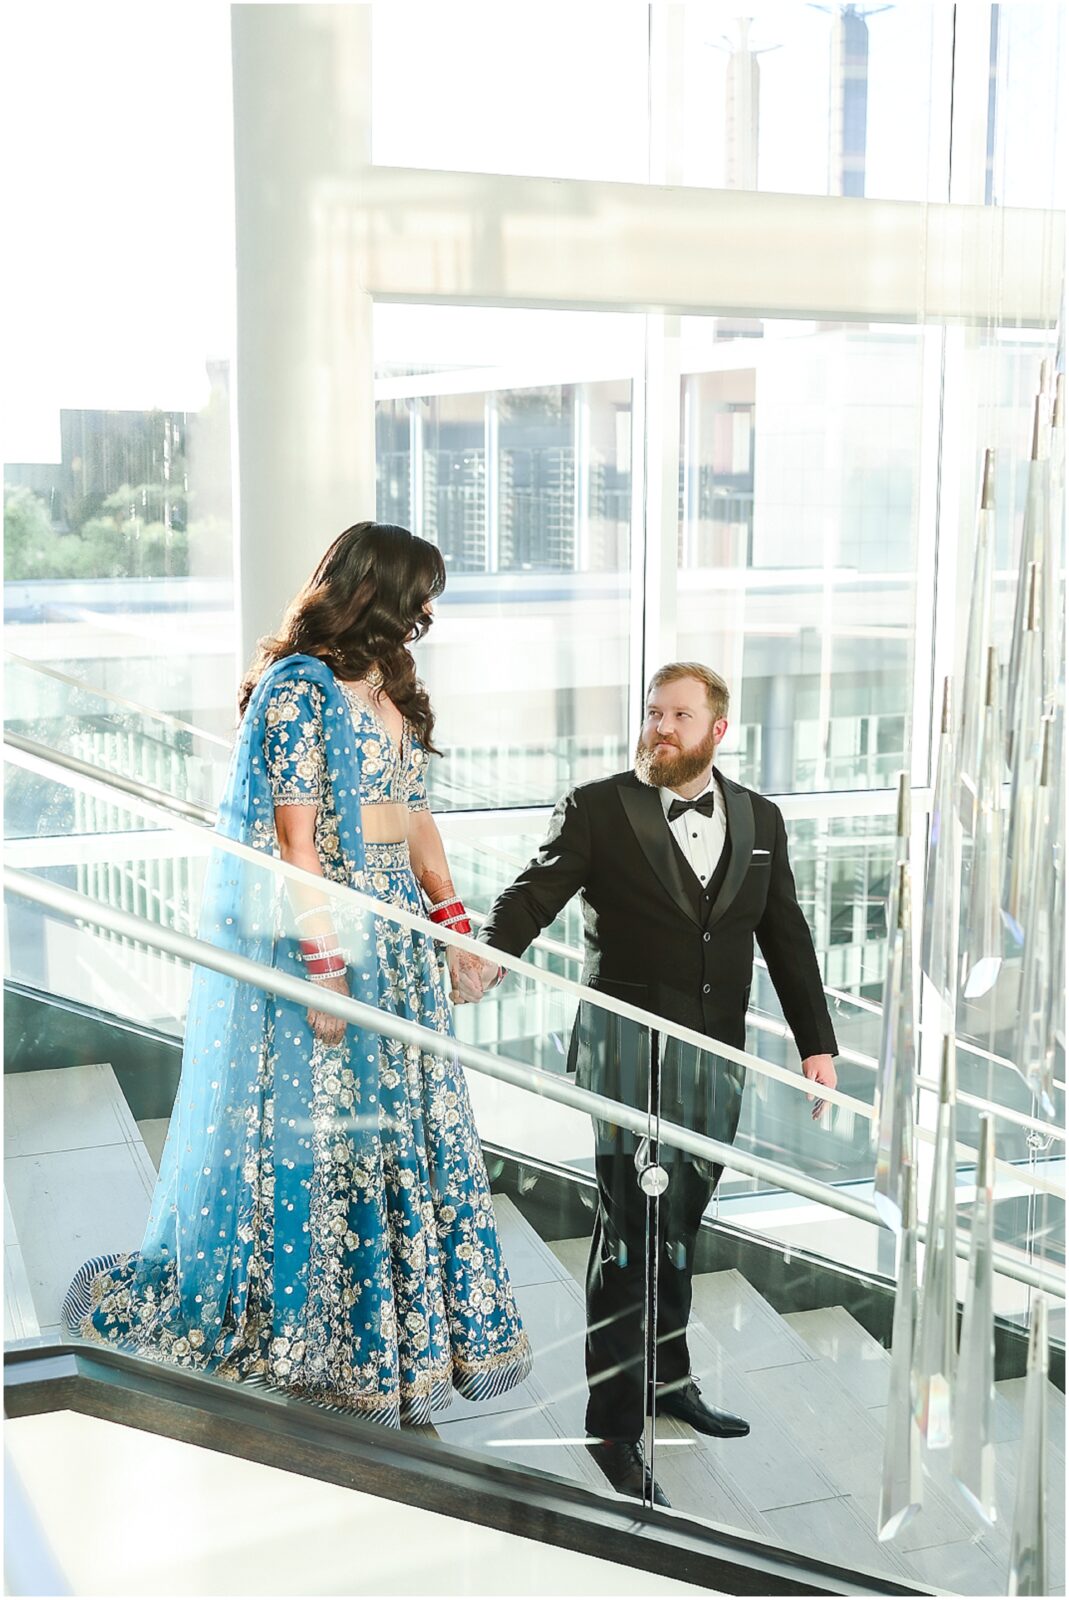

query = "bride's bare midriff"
(359, 800), (410, 844)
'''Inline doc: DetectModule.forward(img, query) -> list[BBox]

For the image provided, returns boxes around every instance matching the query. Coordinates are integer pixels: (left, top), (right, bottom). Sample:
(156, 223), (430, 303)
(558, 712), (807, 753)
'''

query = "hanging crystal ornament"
(921, 677), (957, 1003)
(913, 1035), (958, 1449)
(960, 647), (1005, 1001)
(1006, 396), (1049, 768)
(1048, 373), (1065, 704)
(1003, 565), (1043, 947)
(952, 1114), (997, 1525)
(1007, 1296), (1049, 1596)
(878, 1159), (923, 1540)
(1016, 715), (1060, 1117)
(874, 862), (916, 1234)
(958, 449), (996, 837)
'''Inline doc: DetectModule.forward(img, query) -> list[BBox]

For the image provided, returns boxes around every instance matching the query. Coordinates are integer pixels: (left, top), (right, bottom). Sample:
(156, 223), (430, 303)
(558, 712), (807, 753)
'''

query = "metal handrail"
(4, 650), (232, 749)
(5, 728), (1064, 1169)
(7, 652), (1056, 1100)
(3, 863), (1062, 1300)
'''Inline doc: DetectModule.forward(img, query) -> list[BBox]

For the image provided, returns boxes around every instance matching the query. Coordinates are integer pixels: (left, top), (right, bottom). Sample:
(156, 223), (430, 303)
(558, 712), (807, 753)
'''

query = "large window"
(2, 4), (237, 742)
(678, 319), (926, 795)
(374, 306), (640, 810)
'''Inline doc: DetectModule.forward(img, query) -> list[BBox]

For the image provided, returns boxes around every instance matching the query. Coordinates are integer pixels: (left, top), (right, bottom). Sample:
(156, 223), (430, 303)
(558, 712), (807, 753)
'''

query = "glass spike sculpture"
(1003, 565), (1043, 946)
(958, 449), (995, 836)
(874, 862), (916, 1234)
(913, 1034), (958, 1449)
(921, 676), (956, 1003)
(878, 1159), (922, 1540)
(952, 1113), (997, 1524)
(1007, 396), (1049, 768)
(960, 647), (1004, 1001)
(1016, 711), (1062, 1117)
(1008, 1296), (1049, 1596)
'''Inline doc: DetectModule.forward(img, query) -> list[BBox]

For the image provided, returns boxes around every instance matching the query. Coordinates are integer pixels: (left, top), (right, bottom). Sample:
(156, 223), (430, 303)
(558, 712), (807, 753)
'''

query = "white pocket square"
(752, 848), (770, 856)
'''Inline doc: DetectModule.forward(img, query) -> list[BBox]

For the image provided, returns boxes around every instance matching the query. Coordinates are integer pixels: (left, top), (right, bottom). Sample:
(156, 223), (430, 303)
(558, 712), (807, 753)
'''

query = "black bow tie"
(668, 793), (716, 822)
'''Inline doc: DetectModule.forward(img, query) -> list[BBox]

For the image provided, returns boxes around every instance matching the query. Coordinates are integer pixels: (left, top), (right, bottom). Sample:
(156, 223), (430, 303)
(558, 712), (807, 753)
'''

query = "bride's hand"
(307, 972), (349, 1048)
(447, 947), (501, 1005)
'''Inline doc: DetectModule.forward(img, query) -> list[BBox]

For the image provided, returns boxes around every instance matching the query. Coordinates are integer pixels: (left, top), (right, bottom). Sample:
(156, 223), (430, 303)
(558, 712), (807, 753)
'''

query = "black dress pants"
(584, 1152), (722, 1443)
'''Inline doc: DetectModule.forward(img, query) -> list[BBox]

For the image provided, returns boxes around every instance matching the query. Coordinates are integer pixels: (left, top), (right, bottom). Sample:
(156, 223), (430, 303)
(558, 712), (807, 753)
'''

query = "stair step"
(783, 1307), (890, 1408)
(688, 1270), (819, 1374)
(547, 1242), (913, 1578)
(4, 1065), (156, 1332)
(4, 1188), (40, 1342)
(996, 1377), (1066, 1450)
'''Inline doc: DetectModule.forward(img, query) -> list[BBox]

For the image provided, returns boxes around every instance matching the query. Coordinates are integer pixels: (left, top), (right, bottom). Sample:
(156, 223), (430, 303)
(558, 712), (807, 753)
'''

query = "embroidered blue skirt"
(70, 841), (532, 1425)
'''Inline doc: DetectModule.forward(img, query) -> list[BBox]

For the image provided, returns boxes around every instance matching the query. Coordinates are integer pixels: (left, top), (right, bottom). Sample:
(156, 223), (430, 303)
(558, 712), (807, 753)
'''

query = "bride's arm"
(408, 810), (499, 1002)
(274, 801), (349, 1047)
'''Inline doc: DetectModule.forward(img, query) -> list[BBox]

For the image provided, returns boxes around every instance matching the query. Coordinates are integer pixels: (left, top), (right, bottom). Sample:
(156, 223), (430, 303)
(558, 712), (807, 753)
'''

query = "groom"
(472, 663), (838, 1506)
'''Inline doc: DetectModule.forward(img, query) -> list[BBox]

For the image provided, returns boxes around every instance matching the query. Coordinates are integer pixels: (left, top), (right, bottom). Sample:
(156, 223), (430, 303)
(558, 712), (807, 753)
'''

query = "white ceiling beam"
(345, 167), (1062, 327)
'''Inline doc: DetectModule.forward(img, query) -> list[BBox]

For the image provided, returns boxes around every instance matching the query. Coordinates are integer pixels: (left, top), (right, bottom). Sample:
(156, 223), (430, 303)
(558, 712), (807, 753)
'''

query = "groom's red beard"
(634, 725), (718, 789)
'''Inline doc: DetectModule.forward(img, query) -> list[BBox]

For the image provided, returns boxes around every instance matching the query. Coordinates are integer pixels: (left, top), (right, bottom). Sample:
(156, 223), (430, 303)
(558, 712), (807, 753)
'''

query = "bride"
(67, 521), (531, 1424)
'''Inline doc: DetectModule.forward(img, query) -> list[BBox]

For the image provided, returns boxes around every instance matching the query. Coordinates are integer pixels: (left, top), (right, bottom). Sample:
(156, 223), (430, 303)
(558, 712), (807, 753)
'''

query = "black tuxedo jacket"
(480, 768), (838, 1149)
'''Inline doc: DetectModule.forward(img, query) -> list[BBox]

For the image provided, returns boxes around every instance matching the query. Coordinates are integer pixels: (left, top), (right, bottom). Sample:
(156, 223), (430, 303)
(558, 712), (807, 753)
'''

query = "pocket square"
(752, 848), (771, 856)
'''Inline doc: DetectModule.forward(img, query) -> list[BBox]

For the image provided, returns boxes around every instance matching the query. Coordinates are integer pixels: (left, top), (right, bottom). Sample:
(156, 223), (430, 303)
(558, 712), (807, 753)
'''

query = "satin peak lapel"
(707, 780), (755, 928)
(618, 781), (702, 927)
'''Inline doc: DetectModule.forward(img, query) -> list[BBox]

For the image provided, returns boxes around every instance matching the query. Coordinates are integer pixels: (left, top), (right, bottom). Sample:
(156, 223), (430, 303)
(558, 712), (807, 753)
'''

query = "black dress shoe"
(586, 1440), (671, 1508)
(655, 1377), (750, 1438)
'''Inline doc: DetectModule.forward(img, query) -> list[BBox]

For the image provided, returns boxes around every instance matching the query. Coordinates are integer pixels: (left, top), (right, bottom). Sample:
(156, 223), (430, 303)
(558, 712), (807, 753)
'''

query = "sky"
(1, 1), (1062, 467)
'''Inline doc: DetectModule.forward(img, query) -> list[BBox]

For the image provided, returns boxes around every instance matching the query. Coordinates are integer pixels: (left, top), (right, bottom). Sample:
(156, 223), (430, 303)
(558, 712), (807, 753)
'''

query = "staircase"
(538, 1236), (1066, 1597)
(5, 1063), (1064, 1596)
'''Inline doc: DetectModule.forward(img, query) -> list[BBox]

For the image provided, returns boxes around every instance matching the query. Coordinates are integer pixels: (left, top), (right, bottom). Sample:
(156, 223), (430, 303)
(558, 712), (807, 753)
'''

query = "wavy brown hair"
(238, 521), (447, 752)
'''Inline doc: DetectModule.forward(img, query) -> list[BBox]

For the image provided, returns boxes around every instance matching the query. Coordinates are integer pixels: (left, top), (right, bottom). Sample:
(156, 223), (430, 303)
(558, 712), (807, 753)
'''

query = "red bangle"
(299, 937), (346, 977)
(428, 899), (472, 937)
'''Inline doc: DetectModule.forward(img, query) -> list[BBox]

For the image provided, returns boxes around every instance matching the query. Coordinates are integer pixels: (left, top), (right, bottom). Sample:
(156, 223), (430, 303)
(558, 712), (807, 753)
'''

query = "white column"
(231, 5), (376, 666)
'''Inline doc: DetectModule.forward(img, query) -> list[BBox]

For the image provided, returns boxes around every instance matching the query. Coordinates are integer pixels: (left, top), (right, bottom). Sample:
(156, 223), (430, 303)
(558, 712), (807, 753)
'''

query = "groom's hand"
(447, 948), (504, 1005)
(801, 1053), (836, 1121)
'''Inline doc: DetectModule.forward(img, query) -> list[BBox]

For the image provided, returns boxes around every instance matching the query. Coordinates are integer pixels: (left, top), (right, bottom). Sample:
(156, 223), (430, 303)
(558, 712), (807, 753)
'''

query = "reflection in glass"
(921, 677), (956, 1003)
(1008, 1296), (1049, 1596)
(959, 648), (1004, 1003)
(952, 1114), (997, 1525)
(913, 1036), (957, 1449)
(874, 861), (915, 1234)
(957, 450), (995, 839)
(878, 1161), (922, 1541)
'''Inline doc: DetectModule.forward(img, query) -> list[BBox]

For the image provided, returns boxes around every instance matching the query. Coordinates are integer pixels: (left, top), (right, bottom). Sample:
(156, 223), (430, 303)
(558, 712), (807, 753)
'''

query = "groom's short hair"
(647, 662), (730, 722)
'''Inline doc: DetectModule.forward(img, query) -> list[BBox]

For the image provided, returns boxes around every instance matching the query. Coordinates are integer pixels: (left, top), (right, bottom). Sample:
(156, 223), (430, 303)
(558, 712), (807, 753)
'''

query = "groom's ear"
(713, 716), (729, 744)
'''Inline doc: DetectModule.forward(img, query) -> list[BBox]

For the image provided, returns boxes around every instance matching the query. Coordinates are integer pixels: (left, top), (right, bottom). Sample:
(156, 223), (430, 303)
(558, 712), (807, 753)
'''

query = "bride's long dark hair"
(238, 521), (447, 752)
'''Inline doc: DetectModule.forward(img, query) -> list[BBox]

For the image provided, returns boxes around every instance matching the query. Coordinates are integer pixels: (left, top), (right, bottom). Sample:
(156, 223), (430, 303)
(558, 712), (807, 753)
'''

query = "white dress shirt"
(660, 772), (727, 889)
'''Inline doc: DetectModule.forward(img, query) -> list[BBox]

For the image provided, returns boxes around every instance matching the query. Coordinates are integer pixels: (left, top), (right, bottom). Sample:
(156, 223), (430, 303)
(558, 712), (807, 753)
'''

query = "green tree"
(3, 485), (60, 580)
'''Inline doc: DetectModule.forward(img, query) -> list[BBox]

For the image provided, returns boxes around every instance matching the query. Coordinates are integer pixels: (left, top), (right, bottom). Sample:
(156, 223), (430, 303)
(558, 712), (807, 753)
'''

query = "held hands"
(306, 970), (350, 1048)
(447, 946), (504, 1005)
(801, 1053), (837, 1122)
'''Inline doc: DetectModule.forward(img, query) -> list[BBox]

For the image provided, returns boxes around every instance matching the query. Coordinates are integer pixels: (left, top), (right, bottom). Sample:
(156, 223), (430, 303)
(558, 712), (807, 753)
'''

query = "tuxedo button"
(703, 983), (711, 994)
(703, 932), (711, 943)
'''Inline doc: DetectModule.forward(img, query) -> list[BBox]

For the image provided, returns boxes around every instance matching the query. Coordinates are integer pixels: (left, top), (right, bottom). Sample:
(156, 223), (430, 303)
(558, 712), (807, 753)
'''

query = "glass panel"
(6, 776), (1063, 1574)
(677, 2), (941, 201)
(371, 1), (946, 203)
(3, 6), (238, 741)
(374, 306), (640, 811)
(678, 319), (925, 798)
(4, 656), (228, 836)
(371, 2), (650, 184)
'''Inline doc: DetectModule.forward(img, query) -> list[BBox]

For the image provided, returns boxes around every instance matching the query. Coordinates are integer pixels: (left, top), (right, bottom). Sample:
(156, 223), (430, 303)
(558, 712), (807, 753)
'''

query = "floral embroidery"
(72, 663), (531, 1425)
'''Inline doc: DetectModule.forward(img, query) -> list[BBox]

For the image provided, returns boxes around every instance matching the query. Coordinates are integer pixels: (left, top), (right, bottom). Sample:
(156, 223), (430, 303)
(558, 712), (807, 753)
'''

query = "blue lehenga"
(67, 655), (532, 1424)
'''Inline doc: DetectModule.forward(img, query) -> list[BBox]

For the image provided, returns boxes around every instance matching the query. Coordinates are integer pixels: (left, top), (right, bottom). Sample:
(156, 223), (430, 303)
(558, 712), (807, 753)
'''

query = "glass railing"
(5, 836), (1065, 1596)
(8, 650), (1061, 1168)
(6, 721), (1064, 1303)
